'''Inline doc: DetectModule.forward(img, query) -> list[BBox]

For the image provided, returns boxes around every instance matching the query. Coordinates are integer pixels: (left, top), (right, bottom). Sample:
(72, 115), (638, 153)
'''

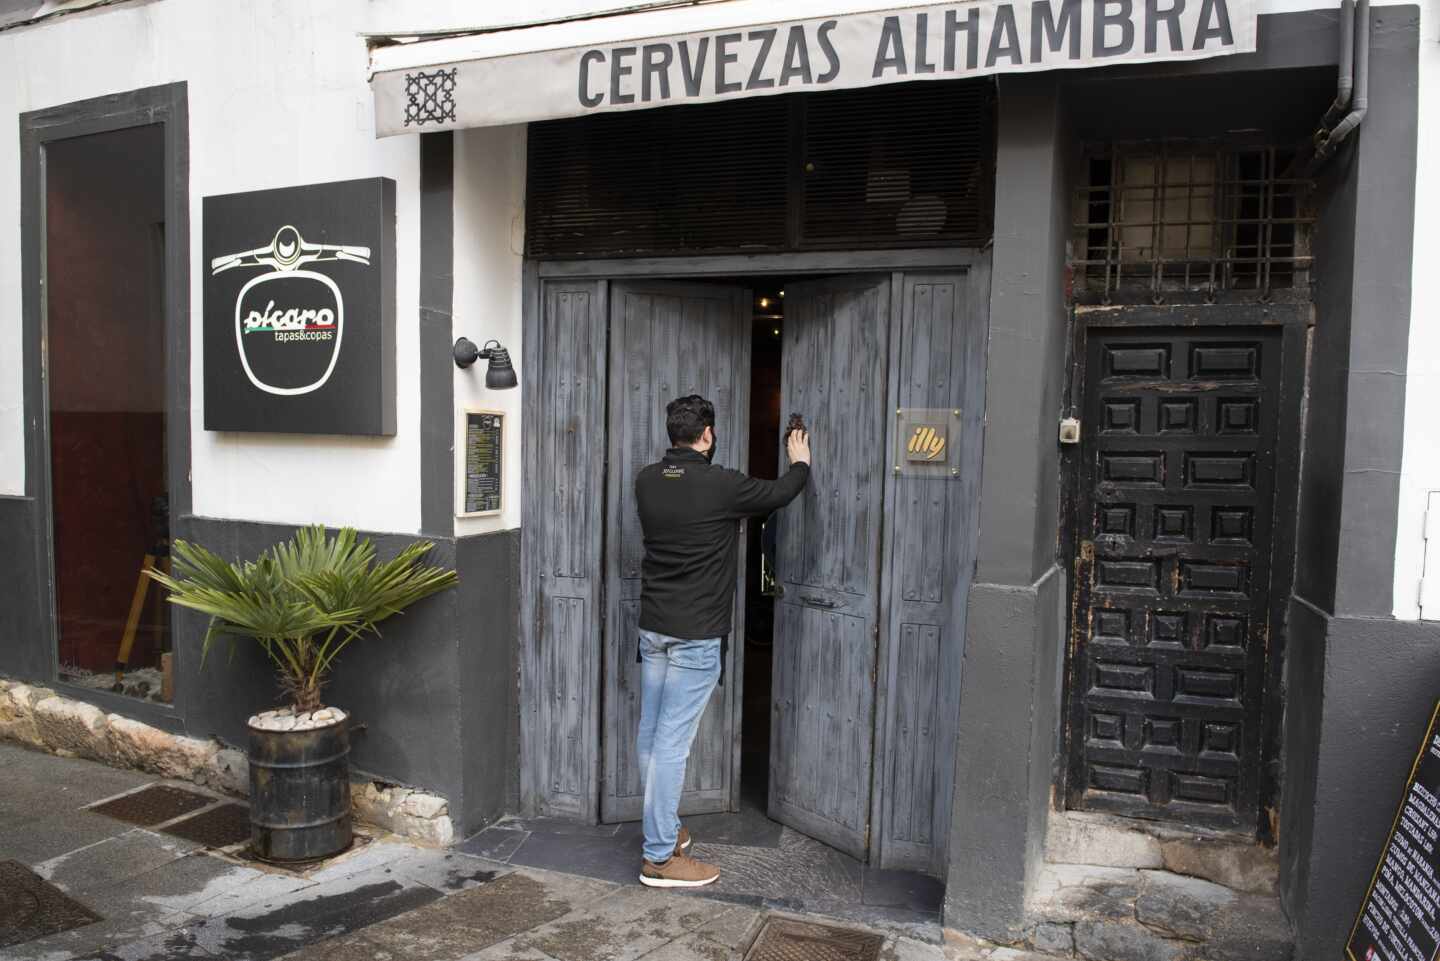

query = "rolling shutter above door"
(526, 79), (995, 259)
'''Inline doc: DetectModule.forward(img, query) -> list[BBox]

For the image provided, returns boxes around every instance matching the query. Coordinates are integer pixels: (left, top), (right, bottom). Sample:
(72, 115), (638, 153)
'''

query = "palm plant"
(149, 526), (458, 713)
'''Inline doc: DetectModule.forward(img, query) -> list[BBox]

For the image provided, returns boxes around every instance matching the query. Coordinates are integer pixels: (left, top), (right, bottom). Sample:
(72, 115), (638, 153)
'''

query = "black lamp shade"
(453, 336), (518, 389)
(485, 346), (518, 389)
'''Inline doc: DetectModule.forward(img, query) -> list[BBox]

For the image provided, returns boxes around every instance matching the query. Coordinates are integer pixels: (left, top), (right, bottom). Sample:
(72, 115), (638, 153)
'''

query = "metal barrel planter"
(247, 716), (352, 862)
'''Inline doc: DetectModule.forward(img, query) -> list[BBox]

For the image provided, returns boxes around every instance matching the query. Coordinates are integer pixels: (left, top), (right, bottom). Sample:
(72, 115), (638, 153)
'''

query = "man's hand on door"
(787, 429), (811, 466)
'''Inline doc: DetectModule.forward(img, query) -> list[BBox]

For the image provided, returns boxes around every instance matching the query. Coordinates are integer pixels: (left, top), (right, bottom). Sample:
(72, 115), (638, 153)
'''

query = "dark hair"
(666, 394), (715, 445)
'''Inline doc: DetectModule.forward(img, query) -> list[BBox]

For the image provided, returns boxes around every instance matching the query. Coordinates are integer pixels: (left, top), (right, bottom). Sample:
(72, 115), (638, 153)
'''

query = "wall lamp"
(453, 337), (518, 389)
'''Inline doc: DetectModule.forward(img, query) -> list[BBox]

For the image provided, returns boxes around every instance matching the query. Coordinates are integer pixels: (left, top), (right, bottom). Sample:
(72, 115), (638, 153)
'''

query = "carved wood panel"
(1067, 326), (1282, 829)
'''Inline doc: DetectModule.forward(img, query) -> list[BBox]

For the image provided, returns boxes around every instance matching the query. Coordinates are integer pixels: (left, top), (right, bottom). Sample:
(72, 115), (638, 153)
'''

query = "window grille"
(1071, 143), (1313, 303)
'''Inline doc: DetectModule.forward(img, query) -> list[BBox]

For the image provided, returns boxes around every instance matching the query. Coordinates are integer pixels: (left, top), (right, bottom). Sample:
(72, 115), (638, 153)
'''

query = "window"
(1072, 143), (1313, 302)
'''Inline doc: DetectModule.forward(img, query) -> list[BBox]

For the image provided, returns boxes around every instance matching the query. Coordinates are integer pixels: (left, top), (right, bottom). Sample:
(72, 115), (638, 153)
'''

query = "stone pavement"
(0, 742), (952, 961)
(1, 740), (1295, 961)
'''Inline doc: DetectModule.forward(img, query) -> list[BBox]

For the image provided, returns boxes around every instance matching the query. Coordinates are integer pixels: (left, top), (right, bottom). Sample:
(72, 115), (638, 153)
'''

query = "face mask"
(702, 429), (718, 463)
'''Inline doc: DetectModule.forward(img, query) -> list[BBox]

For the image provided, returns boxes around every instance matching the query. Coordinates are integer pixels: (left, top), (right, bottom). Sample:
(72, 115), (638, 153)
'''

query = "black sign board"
(461, 410), (504, 516)
(203, 178), (396, 434)
(1349, 700), (1440, 961)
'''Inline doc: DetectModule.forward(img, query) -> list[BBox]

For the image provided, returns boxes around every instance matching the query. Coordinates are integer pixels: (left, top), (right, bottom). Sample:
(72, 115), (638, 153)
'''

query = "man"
(633, 394), (811, 888)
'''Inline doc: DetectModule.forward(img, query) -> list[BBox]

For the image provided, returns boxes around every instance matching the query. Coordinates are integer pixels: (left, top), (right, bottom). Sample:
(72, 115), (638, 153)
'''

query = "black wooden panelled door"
(770, 275), (890, 859)
(601, 281), (752, 822)
(1067, 326), (1282, 830)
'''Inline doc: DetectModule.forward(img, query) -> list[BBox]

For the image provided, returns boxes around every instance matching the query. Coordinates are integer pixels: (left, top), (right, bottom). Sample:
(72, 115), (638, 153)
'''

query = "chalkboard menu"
(1349, 700), (1440, 961)
(461, 410), (504, 516)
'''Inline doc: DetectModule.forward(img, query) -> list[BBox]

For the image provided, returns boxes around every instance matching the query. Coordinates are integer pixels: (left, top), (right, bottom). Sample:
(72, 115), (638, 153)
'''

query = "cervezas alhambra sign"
(370, 0), (1257, 135)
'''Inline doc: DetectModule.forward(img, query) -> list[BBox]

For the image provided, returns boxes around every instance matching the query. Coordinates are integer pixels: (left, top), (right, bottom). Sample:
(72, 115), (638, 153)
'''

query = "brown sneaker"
(640, 853), (720, 888)
(674, 826), (693, 856)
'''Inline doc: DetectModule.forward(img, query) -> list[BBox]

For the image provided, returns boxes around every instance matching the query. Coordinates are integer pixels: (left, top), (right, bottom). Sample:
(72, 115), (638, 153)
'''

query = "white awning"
(369, 0), (1258, 137)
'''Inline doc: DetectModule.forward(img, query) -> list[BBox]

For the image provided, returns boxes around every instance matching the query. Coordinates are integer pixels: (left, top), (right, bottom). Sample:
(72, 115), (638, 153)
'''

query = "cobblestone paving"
(0, 743), (951, 961)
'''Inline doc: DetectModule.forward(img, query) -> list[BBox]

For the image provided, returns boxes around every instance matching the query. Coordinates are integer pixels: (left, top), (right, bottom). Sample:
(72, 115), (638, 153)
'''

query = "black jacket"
(635, 447), (810, 641)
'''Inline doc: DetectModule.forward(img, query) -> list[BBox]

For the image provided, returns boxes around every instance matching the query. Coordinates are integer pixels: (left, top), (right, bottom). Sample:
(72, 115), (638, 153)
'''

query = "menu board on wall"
(1348, 700), (1440, 961)
(460, 409), (503, 517)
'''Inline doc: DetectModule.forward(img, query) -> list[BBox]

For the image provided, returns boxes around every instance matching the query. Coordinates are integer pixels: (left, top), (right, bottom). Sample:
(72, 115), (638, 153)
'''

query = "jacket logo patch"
(662, 466), (686, 478)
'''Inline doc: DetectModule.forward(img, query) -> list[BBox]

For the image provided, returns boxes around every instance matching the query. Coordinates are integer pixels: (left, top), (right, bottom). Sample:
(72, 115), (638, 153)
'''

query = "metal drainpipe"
(1309, 0), (1371, 172)
(1320, 0), (1356, 129)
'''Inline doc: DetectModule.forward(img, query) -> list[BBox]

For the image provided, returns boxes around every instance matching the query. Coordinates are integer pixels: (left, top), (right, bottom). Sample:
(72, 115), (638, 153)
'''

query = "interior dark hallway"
(740, 280), (784, 828)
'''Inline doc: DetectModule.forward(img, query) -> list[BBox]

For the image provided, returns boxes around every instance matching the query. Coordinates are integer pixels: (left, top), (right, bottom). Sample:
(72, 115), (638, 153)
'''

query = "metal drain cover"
(0, 860), (101, 947)
(90, 784), (214, 827)
(745, 918), (884, 961)
(161, 803), (251, 848)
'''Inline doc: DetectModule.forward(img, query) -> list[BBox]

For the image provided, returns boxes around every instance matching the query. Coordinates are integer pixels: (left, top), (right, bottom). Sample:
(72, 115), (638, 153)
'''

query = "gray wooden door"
(601, 281), (751, 823)
(873, 265), (991, 874)
(520, 278), (607, 820)
(770, 275), (890, 859)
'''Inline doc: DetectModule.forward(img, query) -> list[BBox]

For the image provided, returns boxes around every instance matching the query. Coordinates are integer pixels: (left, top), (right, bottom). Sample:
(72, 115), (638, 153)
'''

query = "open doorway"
(740, 282), (784, 820)
(598, 272), (892, 863)
(45, 125), (172, 704)
(593, 275), (798, 833)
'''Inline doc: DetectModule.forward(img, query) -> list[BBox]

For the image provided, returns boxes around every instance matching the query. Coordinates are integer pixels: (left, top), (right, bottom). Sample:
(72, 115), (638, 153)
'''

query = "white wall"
(1391, 0), (1438, 619)
(453, 125), (526, 535)
(0, 0), (424, 533)
(2, 0), (1433, 582)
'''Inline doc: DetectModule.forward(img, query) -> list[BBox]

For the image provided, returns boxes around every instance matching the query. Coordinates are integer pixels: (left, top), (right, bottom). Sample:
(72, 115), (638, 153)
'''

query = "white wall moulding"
(452, 124), (526, 536)
(368, 0), (1258, 135)
(1420, 491), (1440, 620)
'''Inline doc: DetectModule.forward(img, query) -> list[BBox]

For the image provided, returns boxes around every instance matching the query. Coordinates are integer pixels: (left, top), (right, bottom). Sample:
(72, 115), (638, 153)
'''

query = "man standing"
(632, 394), (811, 887)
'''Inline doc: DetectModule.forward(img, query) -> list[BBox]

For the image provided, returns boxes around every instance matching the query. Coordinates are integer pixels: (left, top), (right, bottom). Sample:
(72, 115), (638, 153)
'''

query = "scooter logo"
(210, 226), (371, 396)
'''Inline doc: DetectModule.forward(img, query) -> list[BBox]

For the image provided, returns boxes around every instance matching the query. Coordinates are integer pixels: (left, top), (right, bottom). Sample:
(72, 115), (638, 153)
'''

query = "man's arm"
(723, 429), (812, 517)
(725, 463), (810, 517)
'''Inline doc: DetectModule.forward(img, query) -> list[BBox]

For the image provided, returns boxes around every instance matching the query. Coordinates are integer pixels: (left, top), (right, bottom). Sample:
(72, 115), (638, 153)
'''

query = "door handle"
(797, 593), (839, 609)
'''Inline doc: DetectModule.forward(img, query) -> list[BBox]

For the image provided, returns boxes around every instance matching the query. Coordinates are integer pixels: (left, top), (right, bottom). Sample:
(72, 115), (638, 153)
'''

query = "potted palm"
(150, 526), (457, 862)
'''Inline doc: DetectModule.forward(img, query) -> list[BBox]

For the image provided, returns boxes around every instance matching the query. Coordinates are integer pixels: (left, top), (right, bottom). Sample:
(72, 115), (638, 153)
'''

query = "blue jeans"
(637, 629), (721, 864)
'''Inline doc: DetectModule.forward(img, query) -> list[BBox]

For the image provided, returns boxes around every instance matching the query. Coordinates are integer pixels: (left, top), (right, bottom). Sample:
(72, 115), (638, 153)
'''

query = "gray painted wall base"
(0, 512), (519, 837)
(1283, 611), (1440, 957)
(945, 569), (1065, 938)
(174, 519), (519, 836)
(193, 519), (517, 837)
(0, 499), (48, 682)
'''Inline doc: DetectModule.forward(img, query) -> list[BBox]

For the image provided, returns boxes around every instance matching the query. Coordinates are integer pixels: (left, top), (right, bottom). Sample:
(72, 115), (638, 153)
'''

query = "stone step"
(1020, 864), (1294, 961)
(1045, 811), (1279, 896)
